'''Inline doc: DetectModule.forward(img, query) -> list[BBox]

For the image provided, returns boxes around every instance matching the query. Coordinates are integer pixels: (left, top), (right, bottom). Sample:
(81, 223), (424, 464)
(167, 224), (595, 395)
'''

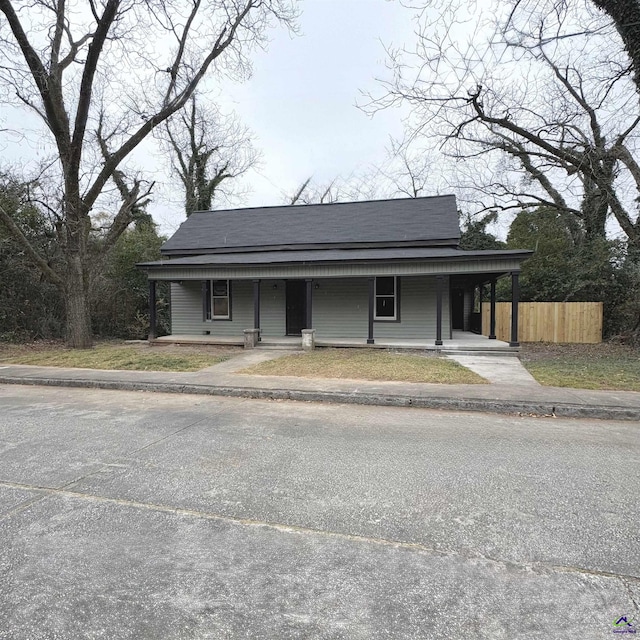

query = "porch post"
(253, 279), (261, 339)
(148, 280), (157, 340)
(201, 280), (209, 321)
(489, 279), (497, 340)
(435, 275), (443, 346)
(510, 271), (520, 347)
(367, 277), (375, 344)
(305, 278), (313, 329)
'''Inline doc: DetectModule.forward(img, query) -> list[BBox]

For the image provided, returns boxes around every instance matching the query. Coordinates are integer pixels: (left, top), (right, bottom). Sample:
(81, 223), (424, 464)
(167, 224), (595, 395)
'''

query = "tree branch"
(82, 0), (257, 211)
(0, 201), (64, 287)
(70, 0), (120, 180)
(0, 0), (71, 153)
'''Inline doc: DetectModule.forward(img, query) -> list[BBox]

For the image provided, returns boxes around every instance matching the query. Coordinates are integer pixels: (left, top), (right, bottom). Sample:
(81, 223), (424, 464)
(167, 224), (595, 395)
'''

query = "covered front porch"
(147, 273), (522, 351)
(141, 249), (530, 351)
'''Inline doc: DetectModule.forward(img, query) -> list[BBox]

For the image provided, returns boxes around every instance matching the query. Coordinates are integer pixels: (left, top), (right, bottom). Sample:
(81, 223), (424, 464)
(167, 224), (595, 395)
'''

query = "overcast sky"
(152, 0), (419, 232)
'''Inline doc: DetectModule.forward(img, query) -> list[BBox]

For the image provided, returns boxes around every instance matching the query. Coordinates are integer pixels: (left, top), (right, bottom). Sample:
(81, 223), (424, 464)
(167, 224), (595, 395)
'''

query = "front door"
(286, 280), (306, 336)
(452, 288), (465, 330)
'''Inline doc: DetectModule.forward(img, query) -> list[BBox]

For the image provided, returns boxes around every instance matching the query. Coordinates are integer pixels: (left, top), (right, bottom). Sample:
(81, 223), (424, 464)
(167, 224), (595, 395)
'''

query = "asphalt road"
(0, 385), (638, 639)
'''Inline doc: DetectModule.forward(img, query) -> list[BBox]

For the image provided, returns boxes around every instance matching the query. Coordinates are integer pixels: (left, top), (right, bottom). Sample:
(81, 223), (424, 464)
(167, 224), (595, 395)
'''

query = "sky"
(152, 0), (419, 233)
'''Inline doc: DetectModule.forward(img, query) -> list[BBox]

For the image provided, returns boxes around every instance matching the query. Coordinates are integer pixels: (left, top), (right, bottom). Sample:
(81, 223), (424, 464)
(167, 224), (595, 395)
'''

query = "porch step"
(440, 348), (520, 357)
(257, 341), (302, 350)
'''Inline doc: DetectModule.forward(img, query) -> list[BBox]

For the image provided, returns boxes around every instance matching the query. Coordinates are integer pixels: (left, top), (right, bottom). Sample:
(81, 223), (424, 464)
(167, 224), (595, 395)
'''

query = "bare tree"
(378, 139), (437, 199)
(503, 1), (640, 94)
(0, 0), (296, 347)
(287, 177), (342, 204)
(369, 0), (640, 251)
(165, 94), (258, 216)
(564, 0), (640, 95)
(285, 171), (390, 205)
(285, 150), (440, 206)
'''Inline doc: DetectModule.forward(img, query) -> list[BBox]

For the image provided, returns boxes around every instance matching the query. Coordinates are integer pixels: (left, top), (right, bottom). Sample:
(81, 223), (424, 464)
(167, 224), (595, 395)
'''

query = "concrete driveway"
(0, 385), (638, 639)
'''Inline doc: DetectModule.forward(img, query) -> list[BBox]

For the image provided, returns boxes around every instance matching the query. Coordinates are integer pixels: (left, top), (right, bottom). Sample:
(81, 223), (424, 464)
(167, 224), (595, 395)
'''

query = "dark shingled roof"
(161, 195), (461, 255)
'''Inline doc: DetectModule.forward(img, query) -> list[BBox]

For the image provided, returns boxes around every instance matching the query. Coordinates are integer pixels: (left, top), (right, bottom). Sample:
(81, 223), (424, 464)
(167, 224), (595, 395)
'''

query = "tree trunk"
(65, 255), (93, 348)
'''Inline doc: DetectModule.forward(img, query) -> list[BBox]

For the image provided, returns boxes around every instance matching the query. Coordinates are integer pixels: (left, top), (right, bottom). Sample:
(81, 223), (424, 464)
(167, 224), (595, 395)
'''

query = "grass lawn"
(521, 342), (640, 392)
(241, 348), (487, 384)
(0, 341), (240, 372)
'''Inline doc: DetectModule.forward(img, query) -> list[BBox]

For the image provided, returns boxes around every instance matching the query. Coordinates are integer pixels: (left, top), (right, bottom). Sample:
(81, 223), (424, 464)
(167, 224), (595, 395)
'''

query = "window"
(211, 279), (230, 319)
(375, 276), (397, 321)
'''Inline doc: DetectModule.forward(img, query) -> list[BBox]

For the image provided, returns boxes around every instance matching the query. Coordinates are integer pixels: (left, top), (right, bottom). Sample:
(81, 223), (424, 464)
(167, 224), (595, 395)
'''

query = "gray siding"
(171, 280), (253, 336)
(376, 276), (450, 340)
(259, 280), (286, 336)
(170, 282), (202, 334)
(171, 280), (286, 337)
(313, 276), (448, 340)
(312, 279), (367, 339)
(172, 276), (449, 341)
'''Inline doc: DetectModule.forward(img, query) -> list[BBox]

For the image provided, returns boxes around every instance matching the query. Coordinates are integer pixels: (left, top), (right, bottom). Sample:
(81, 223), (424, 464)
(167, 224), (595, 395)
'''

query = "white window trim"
(374, 276), (397, 321)
(211, 279), (231, 320)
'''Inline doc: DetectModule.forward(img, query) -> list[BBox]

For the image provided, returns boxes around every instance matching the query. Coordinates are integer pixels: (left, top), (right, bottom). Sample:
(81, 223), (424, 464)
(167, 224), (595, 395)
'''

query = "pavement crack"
(620, 577), (640, 613)
(60, 401), (246, 492)
(1, 479), (639, 586)
(127, 399), (247, 458)
(126, 417), (209, 456)
(0, 490), (51, 522)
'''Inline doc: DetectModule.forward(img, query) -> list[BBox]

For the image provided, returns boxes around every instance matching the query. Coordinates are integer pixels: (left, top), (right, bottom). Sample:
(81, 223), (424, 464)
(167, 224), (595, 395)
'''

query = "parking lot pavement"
(0, 385), (638, 639)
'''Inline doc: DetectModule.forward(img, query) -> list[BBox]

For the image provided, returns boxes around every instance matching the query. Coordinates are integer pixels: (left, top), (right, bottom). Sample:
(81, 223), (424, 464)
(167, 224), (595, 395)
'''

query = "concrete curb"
(1, 375), (638, 422)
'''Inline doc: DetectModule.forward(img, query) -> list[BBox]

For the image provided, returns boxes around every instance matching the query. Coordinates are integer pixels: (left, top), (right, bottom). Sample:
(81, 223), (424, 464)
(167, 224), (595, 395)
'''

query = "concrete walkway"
(444, 354), (541, 386)
(1, 350), (639, 421)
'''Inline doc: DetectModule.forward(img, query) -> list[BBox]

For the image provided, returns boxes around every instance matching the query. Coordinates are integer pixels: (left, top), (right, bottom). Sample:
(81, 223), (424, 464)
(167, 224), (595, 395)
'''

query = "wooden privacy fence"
(481, 302), (603, 343)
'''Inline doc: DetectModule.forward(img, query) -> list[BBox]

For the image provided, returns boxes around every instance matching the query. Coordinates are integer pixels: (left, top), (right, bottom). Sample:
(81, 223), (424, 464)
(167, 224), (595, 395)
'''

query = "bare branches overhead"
(163, 94), (258, 215)
(369, 0), (640, 249)
(0, 0), (298, 346)
(591, 0), (640, 94)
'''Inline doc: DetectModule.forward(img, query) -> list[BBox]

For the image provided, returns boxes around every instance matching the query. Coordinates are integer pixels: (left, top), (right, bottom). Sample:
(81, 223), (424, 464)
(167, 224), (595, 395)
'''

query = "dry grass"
(241, 348), (486, 384)
(0, 340), (241, 372)
(520, 342), (640, 391)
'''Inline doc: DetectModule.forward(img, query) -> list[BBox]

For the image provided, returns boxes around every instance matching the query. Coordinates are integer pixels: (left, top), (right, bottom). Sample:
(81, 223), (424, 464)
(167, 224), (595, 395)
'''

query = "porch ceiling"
(451, 273), (513, 286)
(139, 248), (531, 281)
(141, 246), (531, 269)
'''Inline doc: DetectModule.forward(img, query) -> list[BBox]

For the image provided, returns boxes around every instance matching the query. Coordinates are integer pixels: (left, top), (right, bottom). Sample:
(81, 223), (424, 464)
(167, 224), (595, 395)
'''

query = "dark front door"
(286, 280), (306, 336)
(452, 288), (465, 330)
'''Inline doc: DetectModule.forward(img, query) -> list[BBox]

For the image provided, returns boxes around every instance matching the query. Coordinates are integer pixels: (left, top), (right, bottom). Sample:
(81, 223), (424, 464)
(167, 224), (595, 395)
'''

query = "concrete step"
(257, 342), (301, 350)
(441, 349), (520, 357)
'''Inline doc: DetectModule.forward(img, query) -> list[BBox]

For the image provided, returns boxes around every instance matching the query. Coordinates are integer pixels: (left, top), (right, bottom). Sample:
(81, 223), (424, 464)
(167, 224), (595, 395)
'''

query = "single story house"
(138, 195), (532, 348)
